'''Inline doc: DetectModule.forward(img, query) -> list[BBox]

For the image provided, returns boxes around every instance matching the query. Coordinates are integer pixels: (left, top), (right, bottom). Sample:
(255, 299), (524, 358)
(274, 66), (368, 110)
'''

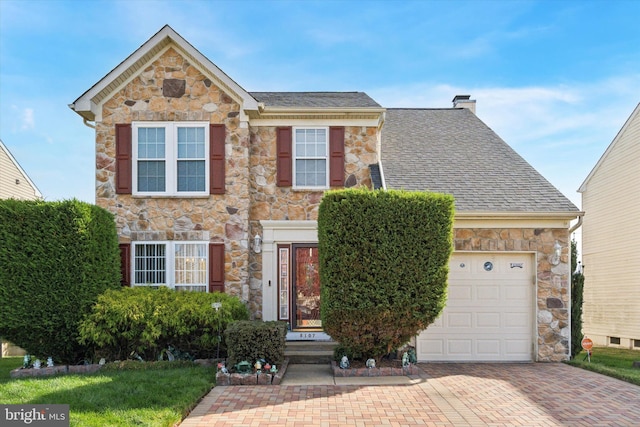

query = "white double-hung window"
(294, 127), (328, 188)
(133, 241), (208, 292)
(133, 122), (209, 195)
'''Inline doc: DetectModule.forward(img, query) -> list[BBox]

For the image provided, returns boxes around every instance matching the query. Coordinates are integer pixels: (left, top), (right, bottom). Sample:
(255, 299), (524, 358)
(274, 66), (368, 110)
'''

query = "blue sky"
(1, 0), (639, 212)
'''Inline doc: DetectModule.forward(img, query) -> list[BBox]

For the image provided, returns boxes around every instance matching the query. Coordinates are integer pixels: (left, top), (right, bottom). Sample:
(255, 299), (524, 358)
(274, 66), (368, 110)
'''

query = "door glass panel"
(278, 247), (289, 320)
(294, 246), (321, 329)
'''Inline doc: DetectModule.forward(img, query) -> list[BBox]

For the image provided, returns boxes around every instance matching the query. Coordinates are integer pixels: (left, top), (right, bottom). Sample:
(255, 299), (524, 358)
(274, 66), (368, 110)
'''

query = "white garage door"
(417, 253), (534, 362)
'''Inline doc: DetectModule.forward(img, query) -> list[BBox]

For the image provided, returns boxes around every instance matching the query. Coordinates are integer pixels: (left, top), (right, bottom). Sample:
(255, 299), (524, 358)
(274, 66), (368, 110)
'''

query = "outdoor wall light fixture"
(253, 234), (262, 254)
(549, 240), (562, 266)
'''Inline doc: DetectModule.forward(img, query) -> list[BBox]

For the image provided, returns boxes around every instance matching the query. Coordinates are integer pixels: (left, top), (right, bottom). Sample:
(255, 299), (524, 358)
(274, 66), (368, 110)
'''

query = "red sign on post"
(581, 337), (593, 362)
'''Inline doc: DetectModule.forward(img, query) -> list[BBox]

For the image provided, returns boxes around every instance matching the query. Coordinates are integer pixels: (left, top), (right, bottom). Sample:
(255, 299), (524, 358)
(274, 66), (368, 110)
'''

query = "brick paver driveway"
(181, 363), (640, 426)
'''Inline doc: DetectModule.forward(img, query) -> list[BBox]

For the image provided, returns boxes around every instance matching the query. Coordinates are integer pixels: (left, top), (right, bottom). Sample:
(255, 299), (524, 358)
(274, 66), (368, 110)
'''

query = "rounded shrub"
(78, 287), (250, 361)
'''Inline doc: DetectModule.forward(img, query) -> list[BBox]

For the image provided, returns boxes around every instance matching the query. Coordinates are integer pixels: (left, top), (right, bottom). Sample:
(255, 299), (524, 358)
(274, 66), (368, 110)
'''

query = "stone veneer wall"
(96, 47), (251, 301)
(454, 227), (571, 361)
(246, 125), (379, 318)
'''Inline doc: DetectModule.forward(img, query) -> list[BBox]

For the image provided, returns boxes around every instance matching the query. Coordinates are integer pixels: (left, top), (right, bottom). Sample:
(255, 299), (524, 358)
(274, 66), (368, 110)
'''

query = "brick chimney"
(452, 95), (476, 114)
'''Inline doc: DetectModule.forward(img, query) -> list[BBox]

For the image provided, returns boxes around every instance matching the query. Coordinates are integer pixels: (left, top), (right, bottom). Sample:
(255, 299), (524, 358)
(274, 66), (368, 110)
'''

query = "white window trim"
(132, 121), (210, 196)
(131, 241), (209, 291)
(292, 126), (329, 189)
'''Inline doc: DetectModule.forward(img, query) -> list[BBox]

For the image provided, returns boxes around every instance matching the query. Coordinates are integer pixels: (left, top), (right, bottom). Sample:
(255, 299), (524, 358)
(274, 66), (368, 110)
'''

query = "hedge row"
(0, 199), (120, 363)
(79, 287), (250, 361)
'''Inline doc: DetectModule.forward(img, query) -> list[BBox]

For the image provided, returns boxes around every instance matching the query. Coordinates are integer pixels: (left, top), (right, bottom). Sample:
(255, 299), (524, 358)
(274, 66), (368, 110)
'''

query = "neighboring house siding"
(581, 105), (640, 349)
(1, 141), (40, 356)
(0, 142), (41, 200)
(95, 47), (251, 301)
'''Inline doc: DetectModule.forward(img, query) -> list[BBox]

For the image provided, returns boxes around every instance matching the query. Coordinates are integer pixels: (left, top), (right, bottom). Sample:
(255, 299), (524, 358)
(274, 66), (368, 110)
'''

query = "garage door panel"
(447, 313), (473, 328)
(417, 253), (533, 362)
(504, 312), (530, 328)
(448, 285), (473, 301)
(476, 313), (500, 327)
(442, 310), (526, 329)
(477, 286), (500, 301)
(505, 340), (531, 356)
(448, 340), (472, 355)
(476, 340), (501, 356)
(505, 286), (529, 301)
(420, 339), (444, 356)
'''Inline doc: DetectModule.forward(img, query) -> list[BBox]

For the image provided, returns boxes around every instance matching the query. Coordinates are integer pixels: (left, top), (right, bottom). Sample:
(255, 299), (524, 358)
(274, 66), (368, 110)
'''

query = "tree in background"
(571, 239), (585, 358)
(318, 189), (454, 361)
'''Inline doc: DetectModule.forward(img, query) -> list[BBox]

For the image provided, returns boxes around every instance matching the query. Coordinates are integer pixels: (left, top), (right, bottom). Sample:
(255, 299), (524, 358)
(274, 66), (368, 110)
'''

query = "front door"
(292, 244), (321, 330)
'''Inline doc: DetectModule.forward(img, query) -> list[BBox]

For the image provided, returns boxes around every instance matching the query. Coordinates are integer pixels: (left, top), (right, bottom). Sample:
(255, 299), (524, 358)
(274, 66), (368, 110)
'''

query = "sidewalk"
(280, 363), (420, 386)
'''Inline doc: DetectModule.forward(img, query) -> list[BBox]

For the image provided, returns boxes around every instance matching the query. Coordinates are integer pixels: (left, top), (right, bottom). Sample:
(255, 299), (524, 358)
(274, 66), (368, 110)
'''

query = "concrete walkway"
(181, 363), (640, 426)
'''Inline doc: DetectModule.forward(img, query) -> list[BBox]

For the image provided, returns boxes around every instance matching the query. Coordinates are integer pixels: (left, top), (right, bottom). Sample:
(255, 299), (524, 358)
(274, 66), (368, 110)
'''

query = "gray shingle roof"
(381, 108), (579, 213)
(249, 92), (381, 108)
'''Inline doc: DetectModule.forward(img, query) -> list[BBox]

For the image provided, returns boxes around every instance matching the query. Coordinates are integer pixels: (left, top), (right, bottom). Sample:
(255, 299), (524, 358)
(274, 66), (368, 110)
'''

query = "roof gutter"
(455, 211), (584, 220)
(259, 106), (386, 114)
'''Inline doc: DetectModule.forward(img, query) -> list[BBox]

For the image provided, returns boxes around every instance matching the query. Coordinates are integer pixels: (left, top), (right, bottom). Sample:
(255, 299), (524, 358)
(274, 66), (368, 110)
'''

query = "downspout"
(378, 161), (387, 190)
(83, 118), (96, 129)
(568, 215), (583, 235)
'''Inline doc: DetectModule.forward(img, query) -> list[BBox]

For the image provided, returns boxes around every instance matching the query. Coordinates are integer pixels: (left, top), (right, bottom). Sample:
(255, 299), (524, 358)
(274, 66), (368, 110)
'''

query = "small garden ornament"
(235, 360), (252, 374)
(47, 357), (54, 368)
(366, 358), (376, 369)
(407, 347), (417, 364)
(339, 355), (350, 369)
(217, 361), (229, 374)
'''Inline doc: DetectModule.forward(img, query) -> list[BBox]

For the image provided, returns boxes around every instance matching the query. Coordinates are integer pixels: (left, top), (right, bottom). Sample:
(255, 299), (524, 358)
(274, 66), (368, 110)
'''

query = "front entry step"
(285, 340), (338, 364)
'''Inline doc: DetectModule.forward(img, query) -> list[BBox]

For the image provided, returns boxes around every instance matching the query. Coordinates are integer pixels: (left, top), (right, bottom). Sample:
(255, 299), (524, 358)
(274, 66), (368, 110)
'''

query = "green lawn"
(0, 357), (215, 427)
(566, 346), (640, 386)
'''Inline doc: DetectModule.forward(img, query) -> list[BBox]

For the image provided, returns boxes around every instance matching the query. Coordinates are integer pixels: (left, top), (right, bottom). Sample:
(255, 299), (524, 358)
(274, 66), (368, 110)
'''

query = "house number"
(299, 333), (316, 339)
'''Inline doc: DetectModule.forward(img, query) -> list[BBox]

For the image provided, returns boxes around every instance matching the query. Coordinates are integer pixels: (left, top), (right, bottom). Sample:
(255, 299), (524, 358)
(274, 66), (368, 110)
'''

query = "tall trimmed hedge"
(318, 189), (455, 360)
(0, 199), (120, 363)
(571, 239), (585, 358)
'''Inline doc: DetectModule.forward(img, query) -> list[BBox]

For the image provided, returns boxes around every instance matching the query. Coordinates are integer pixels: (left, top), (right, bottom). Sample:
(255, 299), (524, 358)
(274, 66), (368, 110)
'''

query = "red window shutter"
(115, 124), (132, 194)
(210, 124), (226, 194)
(329, 126), (345, 187)
(209, 243), (225, 293)
(276, 127), (292, 187)
(119, 243), (131, 287)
